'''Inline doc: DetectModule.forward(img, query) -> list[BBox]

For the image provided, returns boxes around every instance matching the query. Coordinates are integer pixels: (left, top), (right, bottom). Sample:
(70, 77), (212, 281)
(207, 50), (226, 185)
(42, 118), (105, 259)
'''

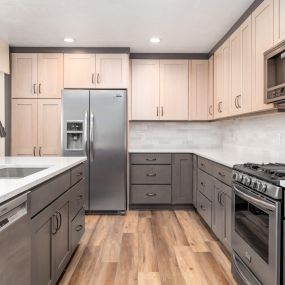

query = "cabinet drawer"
(71, 164), (84, 186)
(70, 180), (85, 220)
(131, 165), (171, 184)
(198, 169), (214, 201)
(71, 208), (85, 251)
(130, 185), (171, 204)
(212, 164), (232, 186)
(131, 153), (171, 165)
(29, 171), (71, 217)
(197, 191), (212, 228)
(198, 157), (213, 174)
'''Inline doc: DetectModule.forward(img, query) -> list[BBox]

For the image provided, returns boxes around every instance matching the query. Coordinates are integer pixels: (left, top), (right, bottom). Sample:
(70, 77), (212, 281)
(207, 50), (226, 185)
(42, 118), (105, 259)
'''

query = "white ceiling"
(0, 0), (254, 53)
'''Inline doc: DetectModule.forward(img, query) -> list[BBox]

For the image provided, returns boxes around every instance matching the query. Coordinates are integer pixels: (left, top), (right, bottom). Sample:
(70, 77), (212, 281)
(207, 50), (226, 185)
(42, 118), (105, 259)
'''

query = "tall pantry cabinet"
(11, 53), (62, 156)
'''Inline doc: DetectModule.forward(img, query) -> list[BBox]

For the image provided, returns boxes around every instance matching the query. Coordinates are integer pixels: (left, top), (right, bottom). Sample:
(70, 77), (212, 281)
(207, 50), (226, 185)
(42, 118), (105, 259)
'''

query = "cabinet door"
(274, 0), (285, 44)
(38, 53), (63, 99)
(223, 188), (232, 251)
(131, 60), (160, 120)
(214, 47), (223, 119)
(212, 182), (224, 241)
(221, 40), (230, 118)
(189, 60), (209, 120)
(53, 198), (71, 281)
(38, 99), (61, 156)
(31, 203), (56, 285)
(159, 60), (189, 120)
(12, 99), (38, 156)
(12, 53), (37, 98)
(64, 54), (95, 88)
(95, 54), (129, 88)
(208, 56), (214, 120)
(252, 0), (275, 111)
(172, 154), (193, 204)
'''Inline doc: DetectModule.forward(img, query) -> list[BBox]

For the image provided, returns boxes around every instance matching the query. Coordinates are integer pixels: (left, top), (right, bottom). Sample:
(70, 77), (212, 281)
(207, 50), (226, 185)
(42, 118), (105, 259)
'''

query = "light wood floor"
(58, 210), (237, 285)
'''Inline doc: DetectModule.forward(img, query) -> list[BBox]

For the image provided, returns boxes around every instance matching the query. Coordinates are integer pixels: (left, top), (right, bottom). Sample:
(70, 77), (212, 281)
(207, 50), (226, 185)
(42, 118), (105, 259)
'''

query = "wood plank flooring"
(58, 210), (237, 285)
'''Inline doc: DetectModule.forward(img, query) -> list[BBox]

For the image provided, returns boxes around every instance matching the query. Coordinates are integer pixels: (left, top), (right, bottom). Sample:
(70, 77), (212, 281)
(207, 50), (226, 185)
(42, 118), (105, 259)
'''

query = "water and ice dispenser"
(65, 121), (84, 151)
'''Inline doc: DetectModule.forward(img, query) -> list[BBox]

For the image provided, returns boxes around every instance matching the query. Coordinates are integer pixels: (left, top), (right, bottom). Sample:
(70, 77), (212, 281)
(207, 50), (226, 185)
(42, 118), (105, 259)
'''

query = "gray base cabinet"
(30, 164), (85, 285)
(130, 153), (193, 207)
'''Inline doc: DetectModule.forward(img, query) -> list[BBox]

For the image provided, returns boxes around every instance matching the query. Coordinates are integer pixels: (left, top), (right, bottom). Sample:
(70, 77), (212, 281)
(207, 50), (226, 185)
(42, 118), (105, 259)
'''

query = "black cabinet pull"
(146, 158), (157, 161)
(146, 173), (157, 177)
(52, 214), (59, 235)
(201, 163), (205, 167)
(76, 194), (83, 200)
(76, 172), (83, 177)
(56, 211), (62, 231)
(218, 171), (225, 178)
(75, 225), (83, 232)
(200, 205), (206, 211)
(200, 181), (204, 186)
(146, 193), (157, 197)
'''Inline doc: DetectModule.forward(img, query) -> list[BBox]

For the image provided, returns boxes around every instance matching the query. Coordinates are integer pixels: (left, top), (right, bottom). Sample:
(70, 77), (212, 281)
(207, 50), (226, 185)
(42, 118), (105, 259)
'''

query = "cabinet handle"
(146, 173), (157, 177)
(200, 181), (205, 187)
(200, 205), (206, 211)
(156, 107), (159, 117)
(52, 214), (59, 235)
(146, 158), (157, 161)
(234, 96), (238, 109)
(146, 193), (157, 197)
(218, 171), (225, 178)
(33, 84), (37, 94)
(39, 146), (42, 157)
(209, 105), (213, 116)
(218, 102), (222, 113)
(38, 83), (42, 94)
(97, 73), (100, 84)
(201, 163), (205, 167)
(75, 225), (83, 232)
(56, 211), (62, 231)
(161, 106), (164, 117)
(76, 194), (83, 200)
(220, 192), (225, 206)
(33, 146), (36, 157)
(92, 73), (95, 84)
(76, 172), (83, 177)
(237, 95), (242, 108)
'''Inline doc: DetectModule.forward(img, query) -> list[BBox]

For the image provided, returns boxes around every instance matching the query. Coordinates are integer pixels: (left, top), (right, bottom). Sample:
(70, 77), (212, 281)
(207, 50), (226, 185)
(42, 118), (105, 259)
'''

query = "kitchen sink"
(0, 167), (48, 178)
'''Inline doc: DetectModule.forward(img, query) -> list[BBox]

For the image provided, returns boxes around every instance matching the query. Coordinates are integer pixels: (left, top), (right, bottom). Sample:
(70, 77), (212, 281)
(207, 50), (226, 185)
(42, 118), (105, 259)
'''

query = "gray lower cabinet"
(192, 155), (198, 208)
(172, 154), (193, 204)
(31, 165), (85, 285)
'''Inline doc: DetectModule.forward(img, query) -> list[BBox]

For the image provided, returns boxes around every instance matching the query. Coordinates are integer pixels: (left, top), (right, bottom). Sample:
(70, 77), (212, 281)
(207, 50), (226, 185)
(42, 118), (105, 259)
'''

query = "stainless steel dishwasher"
(0, 193), (31, 285)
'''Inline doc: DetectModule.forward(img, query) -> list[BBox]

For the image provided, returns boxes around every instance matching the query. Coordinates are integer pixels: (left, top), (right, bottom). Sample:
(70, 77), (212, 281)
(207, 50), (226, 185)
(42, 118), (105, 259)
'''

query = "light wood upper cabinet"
(230, 16), (252, 115)
(63, 54), (95, 88)
(252, 0), (275, 112)
(214, 47), (224, 119)
(12, 99), (38, 156)
(221, 40), (230, 118)
(189, 60), (209, 120)
(274, 0), (285, 43)
(131, 60), (160, 120)
(95, 54), (129, 88)
(38, 54), (63, 99)
(38, 99), (61, 156)
(208, 56), (214, 120)
(12, 53), (38, 99)
(159, 60), (189, 120)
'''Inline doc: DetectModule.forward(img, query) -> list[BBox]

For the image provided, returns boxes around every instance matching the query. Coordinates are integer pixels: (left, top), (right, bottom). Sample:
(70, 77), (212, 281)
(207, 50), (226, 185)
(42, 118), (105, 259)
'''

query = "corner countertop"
(0, 156), (87, 204)
(128, 148), (285, 168)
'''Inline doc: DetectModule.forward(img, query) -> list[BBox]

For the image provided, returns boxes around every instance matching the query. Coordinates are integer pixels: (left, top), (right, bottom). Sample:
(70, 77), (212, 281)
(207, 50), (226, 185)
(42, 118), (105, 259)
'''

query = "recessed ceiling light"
(64, 37), (75, 43)
(150, 37), (161, 43)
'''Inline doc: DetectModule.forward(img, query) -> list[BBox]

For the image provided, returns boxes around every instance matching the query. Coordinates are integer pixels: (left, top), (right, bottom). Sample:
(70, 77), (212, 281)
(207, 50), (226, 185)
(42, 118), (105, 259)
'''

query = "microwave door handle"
(233, 185), (276, 212)
(90, 112), (94, 162)
(84, 111), (88, 156)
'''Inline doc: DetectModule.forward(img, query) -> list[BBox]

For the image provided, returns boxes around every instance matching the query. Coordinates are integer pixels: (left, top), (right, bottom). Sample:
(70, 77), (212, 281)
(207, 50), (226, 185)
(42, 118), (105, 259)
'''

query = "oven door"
(232, 182), (281, 285)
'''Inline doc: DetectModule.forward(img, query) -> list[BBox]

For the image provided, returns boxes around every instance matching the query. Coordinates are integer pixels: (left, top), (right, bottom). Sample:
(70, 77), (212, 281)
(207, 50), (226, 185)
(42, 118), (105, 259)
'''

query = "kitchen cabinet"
(274, 0), (285, 44)
(251, 0), (275, 112)
(189, 60), (209, 120)
(95, 54), (129, 88)
(0, 39), (10, 74)
(131, 60), (160, 120)
(12, 99), (61, 156)
(63, 53), (129, 89)
(208, 56), (214, 120)
(159, 60), (189, 120)
(172, 154), (193, 204)
(12, 53), (63, 99)
(192, 155), (198, 208)
(214, 47), (223, 118)
(230, 16), (252, 115)
(63, 53), (95, 88)
(11, 99), (38, 156)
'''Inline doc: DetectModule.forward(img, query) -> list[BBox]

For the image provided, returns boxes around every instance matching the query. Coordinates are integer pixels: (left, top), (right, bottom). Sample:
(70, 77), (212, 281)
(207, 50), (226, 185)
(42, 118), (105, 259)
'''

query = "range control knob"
(251, 181), (258, 189)
(244, 176), (252, 186)
(261, 184), (267, 193)
(233, 173), (238, 180)
(256, 181), (262, 191)
(238, 174), (244, 182)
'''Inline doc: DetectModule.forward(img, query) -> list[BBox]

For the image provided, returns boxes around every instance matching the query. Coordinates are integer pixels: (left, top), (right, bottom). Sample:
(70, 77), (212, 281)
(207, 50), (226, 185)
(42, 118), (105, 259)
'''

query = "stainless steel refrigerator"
(62, 89), (127, 213)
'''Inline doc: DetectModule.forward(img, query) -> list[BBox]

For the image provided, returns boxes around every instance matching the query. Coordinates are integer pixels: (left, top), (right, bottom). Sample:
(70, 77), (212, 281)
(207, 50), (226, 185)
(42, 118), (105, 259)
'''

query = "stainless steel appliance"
(265, 40), (285, 103)
(232, 163), (284, 285)
(0, 193), (31, 285)
(62, 89), (127, 213)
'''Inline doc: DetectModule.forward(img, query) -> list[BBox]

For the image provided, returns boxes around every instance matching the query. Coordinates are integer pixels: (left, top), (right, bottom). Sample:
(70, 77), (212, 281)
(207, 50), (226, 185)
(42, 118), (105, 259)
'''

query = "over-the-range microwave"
(265, 40), (285, 103)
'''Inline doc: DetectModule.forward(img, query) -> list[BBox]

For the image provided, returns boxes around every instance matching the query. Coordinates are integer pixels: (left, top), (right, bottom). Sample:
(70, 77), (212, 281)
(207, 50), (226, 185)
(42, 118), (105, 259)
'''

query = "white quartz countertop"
(0, 156), (87, 204)
(129, 148), (285, 168)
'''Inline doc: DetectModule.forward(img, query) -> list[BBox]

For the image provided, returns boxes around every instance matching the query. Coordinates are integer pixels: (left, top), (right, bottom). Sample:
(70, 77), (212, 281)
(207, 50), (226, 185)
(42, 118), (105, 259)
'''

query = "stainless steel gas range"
(232, 163), (284, 285)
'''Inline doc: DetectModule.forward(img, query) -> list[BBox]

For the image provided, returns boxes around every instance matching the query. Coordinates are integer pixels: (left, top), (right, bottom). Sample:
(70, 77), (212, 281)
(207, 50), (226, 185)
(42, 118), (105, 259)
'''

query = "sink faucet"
(0, 121), (6, 138)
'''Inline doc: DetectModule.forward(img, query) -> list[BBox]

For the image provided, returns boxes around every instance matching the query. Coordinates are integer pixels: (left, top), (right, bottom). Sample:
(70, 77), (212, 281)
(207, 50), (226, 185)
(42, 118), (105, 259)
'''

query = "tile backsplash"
(129, 113), (285, 152)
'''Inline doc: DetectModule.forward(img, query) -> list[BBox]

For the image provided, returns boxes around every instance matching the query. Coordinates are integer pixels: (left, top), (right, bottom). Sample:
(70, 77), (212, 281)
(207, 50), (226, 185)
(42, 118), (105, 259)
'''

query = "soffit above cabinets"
(0, 0), (254, 53)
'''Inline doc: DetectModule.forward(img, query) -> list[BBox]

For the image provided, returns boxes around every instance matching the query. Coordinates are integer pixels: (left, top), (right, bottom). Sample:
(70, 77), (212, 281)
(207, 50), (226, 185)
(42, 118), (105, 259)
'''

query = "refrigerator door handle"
(84, 111), (88, 156)
(90, 112), (94, 161)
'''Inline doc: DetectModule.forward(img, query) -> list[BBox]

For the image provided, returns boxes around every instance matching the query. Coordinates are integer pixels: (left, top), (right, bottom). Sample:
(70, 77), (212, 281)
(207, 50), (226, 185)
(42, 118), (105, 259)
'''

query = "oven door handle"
(233, 185), (276, 212)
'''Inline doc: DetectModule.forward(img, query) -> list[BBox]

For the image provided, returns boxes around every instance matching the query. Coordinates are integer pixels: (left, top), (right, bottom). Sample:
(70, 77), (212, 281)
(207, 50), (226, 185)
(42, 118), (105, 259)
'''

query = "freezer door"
(89, 90), (127, 211)
(61, 89), (90, 209)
